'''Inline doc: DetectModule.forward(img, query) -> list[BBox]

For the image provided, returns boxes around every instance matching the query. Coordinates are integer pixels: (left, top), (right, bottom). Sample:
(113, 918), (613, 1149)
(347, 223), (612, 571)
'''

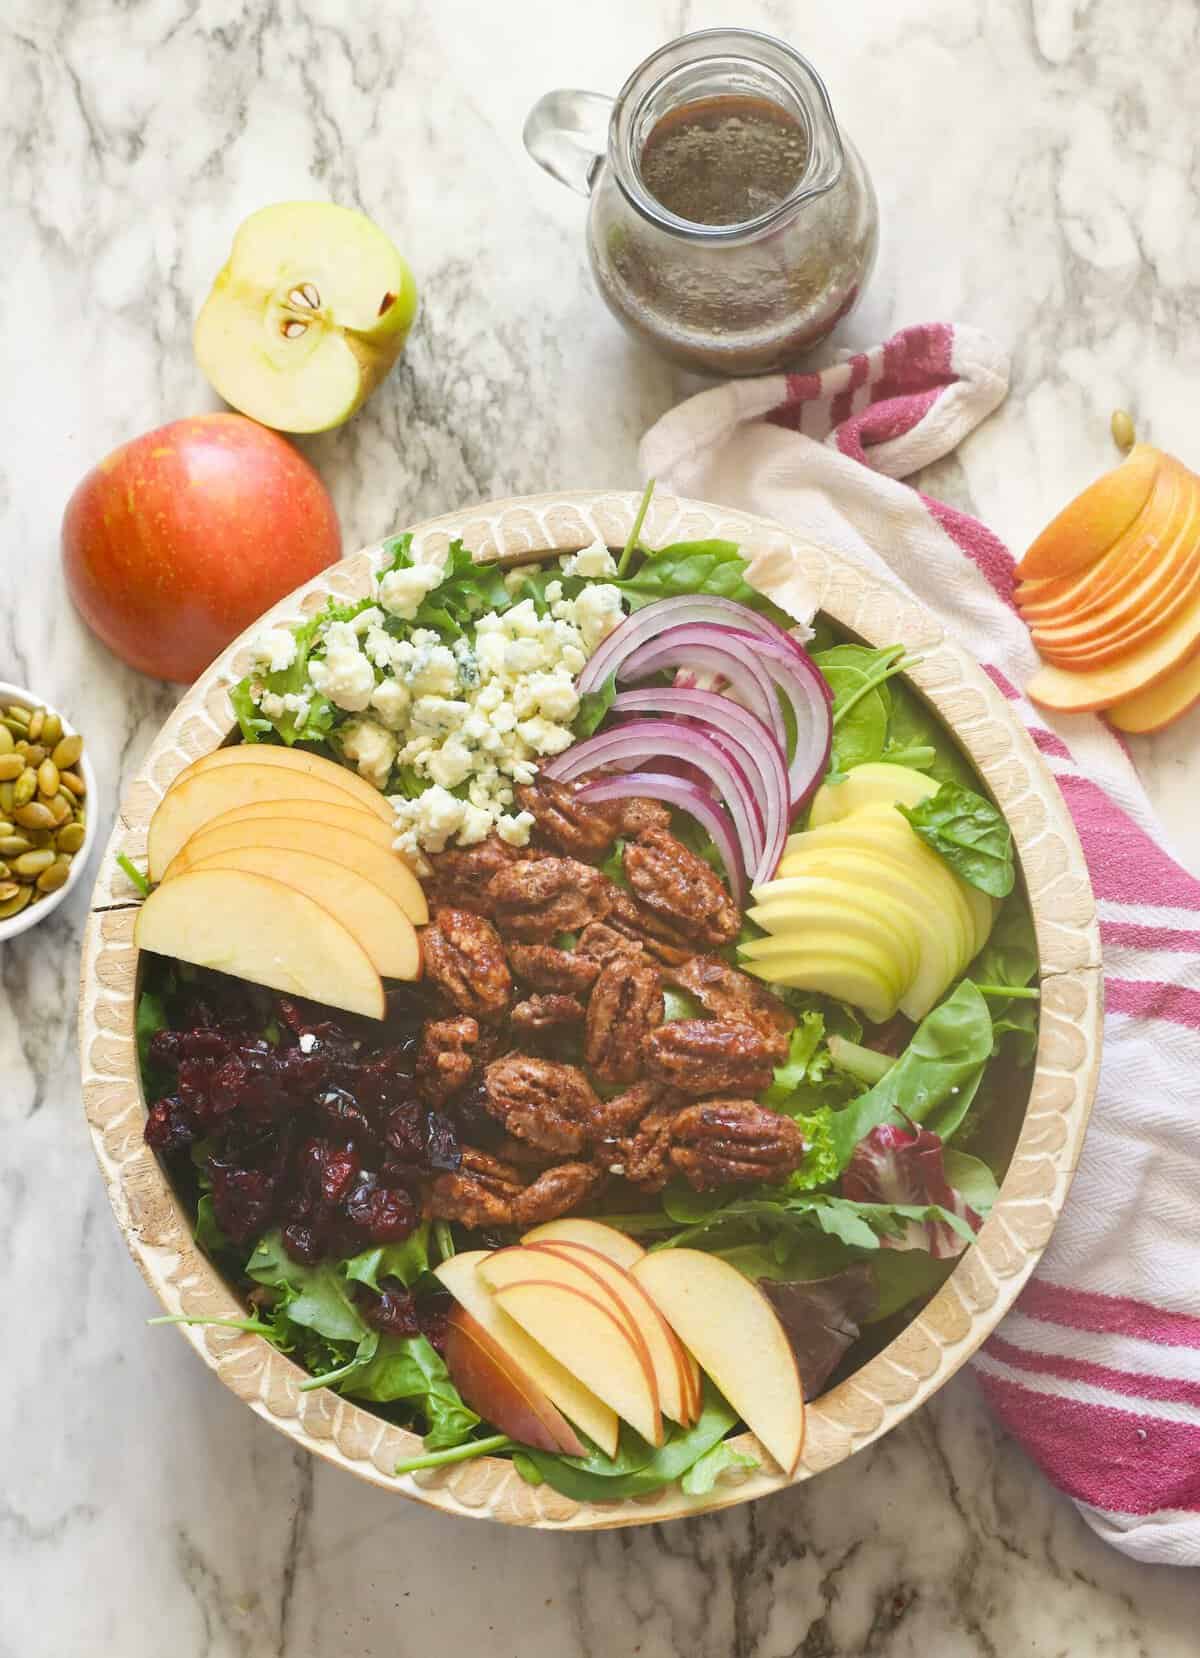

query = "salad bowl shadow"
(79, 490), (1101, 1529)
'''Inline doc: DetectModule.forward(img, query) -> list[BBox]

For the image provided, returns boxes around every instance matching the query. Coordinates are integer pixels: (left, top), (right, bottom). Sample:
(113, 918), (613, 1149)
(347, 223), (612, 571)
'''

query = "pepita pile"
(0, 702), (88, 921)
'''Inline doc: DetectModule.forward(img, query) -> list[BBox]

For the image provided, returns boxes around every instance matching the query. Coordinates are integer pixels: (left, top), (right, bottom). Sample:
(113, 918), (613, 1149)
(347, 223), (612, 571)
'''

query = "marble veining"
(2, 0), (1199, 1652)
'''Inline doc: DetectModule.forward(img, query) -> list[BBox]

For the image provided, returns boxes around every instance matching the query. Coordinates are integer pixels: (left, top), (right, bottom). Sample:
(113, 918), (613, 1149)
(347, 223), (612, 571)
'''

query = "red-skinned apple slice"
(434, 1251), (618, 1456)
(633, 1249), (806, 1476)
(442, 1305), (586, 1457)
(485, 1276), (663, 1447)
(523, 1241), (696, 1426)
(521, 1218), (646, 1270)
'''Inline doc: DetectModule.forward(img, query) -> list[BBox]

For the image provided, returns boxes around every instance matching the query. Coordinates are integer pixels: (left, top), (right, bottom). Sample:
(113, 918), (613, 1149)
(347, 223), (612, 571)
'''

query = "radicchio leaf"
(841, 1123), (981, 1260)
(760, 1265), (877, 1398)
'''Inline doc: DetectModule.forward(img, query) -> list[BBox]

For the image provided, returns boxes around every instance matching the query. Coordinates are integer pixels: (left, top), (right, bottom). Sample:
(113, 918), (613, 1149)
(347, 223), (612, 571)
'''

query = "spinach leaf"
(717, 1231), (860, 1282)
(341, 1333), (479, 1449)
(828, 982), (993, 1168)
(869, 1249), (954, 1321)
(822, 664), (888, 772)
(967, 895), (1040, 1066)
(943, 1149), (1000, 1216)
(574, 671), (616, 739)
(343, 1224), (431, 1292)
(246, 1232), (369, 1345)
(614, 540), (789, 620)
(514, 1384), (738, 1501)
(899, 781), (1015, 898)
(885, 680), (977, 788)
(681, 1441), (760, 1495)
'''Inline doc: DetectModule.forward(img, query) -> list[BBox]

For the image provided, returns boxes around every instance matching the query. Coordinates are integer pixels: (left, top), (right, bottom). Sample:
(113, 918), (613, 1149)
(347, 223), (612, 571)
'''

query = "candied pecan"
(594, 1080), (667, 1138)
(422, 908), (513, 1023)
(512, 1160), (607, 1227)
(507, 942), (601, 995)
(616, 796), (672, 836)
(668, 956), (795, 1061)
(642, 1019), (776, 1097)
(619, 1108), (677, 1191)
(577, 920), (645, 966)
(426, 1147), (526, 1229)
(604, 890), (695, 966)
(516, 776), (625, 861)
(510, 993), (585, 1037)
(415, 1016), (480, 1106)
(482, 1052), (603, 1155)
(424, 834), (520, 914)
(584, 955), (663, 1085)
(485, 857), (614, 942)
(623, 828), (740, 948)
(668, 1100), (806, 1190)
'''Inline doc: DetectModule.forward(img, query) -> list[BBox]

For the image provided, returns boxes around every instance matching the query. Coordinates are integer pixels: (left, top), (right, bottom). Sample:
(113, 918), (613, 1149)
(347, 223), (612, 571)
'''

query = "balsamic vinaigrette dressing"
(638, 94), (810, 227)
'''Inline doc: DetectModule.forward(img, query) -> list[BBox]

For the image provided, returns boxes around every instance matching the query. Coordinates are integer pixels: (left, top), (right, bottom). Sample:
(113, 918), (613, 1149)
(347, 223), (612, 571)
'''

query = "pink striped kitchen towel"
(641, 323), (1200, 1567)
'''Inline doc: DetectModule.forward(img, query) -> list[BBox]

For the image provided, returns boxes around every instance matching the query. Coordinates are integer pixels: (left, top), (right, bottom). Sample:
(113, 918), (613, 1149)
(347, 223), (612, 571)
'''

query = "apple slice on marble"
(194, 201), (418, 434)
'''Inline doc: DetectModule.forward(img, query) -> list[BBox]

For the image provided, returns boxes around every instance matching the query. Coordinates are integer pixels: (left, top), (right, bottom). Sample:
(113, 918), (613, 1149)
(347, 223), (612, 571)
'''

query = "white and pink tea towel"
(642, 324), (1200, 1567)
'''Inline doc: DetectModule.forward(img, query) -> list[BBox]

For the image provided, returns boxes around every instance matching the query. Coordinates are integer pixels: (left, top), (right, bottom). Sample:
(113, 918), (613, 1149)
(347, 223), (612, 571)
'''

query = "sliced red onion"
(610, 688), (788, 881)
(579, 594), (814, 694)
(543, 719), (765, 872)
(615, 628), (787, 752)
(712, 627), (833, 810)
(576, 771), (747, 908)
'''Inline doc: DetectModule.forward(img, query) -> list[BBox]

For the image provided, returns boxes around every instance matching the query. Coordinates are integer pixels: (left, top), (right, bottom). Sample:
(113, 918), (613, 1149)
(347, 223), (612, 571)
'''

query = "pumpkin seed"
(51, 733), (83, 770)
(5, 705), (29, 726)
(14, 801), (55, 831)
(0, 726), (11, 756)
(47, 793), (72, 826)
(20, 743), (46, 768)
(0, 783), (12, 814)
(0, 886), (31, 919)
(0, 835), (31, 856)
(37, 758), (59, 797)
(12, 768), (36, 807)
(0, 879), (16, 902)
(59, 769), (86, 798)
(1111, 409), (1136, 452)
(27, 829), (53, 851)
(56, 822), (86, 854)
(36, 860), (70, 894)
(14, 848), (55, 878)
(0, 755), (23, 782)
(26, 707), (44, 742)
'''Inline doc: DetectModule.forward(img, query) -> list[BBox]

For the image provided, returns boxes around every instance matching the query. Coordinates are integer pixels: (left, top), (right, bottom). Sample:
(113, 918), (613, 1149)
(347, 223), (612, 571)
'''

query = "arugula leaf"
(409, 539), (511, 638)
(614, 540), (789, 619)
(681, 1440), (760, 1495)
(828, 982), (993, 1169)
(341, 1332), (479, 1448)
(513, 1383), (739, 1501)
(343, 1224), (431, 1292)
(663, 986), (703, 1023)
(899, 781), (1015, 898)
(661, 1190), (974, 1255)
(246, 1232), (368, 1345)
(574, 671), (616, 739)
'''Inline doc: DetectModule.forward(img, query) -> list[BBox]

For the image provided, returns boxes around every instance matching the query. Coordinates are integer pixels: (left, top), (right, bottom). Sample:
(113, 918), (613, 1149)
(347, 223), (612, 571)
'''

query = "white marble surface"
(2, 0), (1199, 1652)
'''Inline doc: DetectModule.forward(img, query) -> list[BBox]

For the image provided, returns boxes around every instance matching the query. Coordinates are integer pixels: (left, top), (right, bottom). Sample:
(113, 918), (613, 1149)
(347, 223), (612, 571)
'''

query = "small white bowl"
(0, 681), (98, 943)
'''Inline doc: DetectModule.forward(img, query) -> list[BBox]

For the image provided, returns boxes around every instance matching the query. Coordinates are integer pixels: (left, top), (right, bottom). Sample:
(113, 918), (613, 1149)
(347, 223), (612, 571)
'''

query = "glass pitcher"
(524, 29), (878, 376)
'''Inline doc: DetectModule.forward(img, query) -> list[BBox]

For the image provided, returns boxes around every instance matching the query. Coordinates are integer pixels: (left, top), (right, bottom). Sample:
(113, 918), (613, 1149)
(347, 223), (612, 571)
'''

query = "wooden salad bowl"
(79, 491), (1102, 1529)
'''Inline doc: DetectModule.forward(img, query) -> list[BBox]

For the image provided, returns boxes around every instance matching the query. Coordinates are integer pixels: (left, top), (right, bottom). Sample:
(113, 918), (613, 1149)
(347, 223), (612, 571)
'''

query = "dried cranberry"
(363, 1281), (420, 1336)
(210, 1166), (277, 1243)
(208, 1055), (249, 1117)
(424, 1110), (461, 1172)
(148, 1028), (183, 1070)
(282, 1222), (322, 1265)
(318, 1087), (375, 1143)
(179, 1028), (232, 1062)
(144, 1095), (198, 1153)
(344, 1176), (417, 1243)
(385, 1102), (425, 1164)
(321, 1146), (360, 1205)
(417, 1293), (452, 1354)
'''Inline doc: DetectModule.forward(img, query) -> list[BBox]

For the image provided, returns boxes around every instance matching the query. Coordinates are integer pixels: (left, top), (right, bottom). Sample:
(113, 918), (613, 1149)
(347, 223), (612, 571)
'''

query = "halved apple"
(195, 202), (418, 434)
(442, 1305), (586, 1457)
(148, 767), (386, 883)
(807, 761), (937, 828)
(164, 843), (419, 980)
(1015, 443), (1161, 582)
(211, 796), (399, 851)
(479, 1256), (663, 1446)
(134, 867), (385, 1017)
(434, 1251), (618, 1455)
(164, 813), (427, 926)
(524, 1241), (695, 1426)
(633, 1249), (806, 1477)
(172, 744), (394, 824)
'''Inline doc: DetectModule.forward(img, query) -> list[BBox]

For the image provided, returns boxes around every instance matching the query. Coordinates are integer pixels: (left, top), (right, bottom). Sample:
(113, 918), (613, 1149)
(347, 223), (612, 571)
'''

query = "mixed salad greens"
(142, 495), (1039, 1501)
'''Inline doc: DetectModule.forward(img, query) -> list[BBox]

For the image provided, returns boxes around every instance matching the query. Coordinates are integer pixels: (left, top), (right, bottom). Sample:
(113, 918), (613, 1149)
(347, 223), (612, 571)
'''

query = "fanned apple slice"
(633, 1249), (806, 1477)
(164, 813), (427, 926)
(133, 867), (385, 1018)
(442, 1306), (585, 1457)
(166, 843), (419, 980)
(1015, 444), (1160, 581)
(524, 1242), (695, 1427)
(484, 1275), (663, 1447)
(434, 1251), (618, 1455)
(522, 1218), (646, 1270)
(211, 796), (398, 850)
(172, 744), (394, 823)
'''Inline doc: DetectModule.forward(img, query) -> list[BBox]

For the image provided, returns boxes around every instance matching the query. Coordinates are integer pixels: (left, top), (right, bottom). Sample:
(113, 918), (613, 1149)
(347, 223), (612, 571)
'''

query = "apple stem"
(394, 1434), (513, 1476)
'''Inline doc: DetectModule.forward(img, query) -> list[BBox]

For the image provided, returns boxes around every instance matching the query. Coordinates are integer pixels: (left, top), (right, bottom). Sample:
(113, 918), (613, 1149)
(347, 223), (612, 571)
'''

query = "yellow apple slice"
(171, 744), (394, 824)
(435, 1252), (618, 1455)
(490, 1280), (662, 1447)
(165, 844), (419, 980)
(807, 761), (937, 828)
(134, 867), (385, 1018)
(149, 769), (376, 881)
(164, 813), (427, 926)
(633, 1250), (806, 1476)
(524, 1242), (695, 1426)
(210, 795), (399, 850)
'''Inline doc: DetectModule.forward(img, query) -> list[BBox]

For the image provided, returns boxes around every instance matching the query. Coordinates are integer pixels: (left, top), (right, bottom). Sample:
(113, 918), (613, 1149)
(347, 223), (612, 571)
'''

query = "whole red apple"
(62, 413), (341, 682)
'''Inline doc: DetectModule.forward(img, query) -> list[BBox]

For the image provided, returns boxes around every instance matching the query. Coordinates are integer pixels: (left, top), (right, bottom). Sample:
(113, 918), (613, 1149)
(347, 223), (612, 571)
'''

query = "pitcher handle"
(523, 90), (614, 197)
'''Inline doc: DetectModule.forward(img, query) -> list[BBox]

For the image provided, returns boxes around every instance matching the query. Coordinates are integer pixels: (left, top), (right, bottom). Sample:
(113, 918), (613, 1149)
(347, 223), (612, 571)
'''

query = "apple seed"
(281, 319), (308, 339)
